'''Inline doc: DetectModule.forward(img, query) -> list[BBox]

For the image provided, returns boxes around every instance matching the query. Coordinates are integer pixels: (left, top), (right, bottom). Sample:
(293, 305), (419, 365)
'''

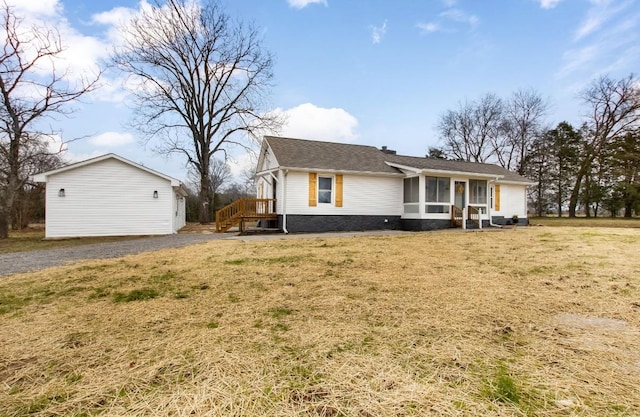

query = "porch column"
(462, 207), (466, 230)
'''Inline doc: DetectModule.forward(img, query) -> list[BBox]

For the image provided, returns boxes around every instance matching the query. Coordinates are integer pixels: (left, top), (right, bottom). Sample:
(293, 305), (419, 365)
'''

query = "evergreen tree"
(610, 129), (640, 217)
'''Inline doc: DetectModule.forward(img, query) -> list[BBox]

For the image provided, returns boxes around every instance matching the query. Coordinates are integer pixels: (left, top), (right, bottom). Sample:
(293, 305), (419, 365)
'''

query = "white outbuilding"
(32, 153), (187, 238)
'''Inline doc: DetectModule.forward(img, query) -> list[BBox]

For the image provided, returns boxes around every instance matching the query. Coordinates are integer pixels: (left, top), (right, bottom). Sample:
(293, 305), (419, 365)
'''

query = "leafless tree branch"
(112, 0), (281, 223)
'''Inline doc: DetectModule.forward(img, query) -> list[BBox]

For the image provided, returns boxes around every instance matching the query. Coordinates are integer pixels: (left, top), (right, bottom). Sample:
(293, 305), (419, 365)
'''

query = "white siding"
(276, 170), (284, 213)
(283, 170), (402, 215)
(45, 159), (175, 238)
(173, 192), (186, 232)
(259, 146), (279, 171)
(495, 183), (527, 218)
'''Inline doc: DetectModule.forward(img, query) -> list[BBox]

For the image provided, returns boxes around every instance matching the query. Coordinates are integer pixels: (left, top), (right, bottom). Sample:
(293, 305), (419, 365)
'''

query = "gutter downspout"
(282, 169), (289, 234)
(488, 177), (502, 228)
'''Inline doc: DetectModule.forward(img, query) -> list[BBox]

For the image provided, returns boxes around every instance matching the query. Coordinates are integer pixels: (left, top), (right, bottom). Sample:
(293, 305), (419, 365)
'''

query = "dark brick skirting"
(279, 215), (402, 233)
(400, 219), (453, 231)
(274, 215), (529, 233)
(491, 216), (529, 226)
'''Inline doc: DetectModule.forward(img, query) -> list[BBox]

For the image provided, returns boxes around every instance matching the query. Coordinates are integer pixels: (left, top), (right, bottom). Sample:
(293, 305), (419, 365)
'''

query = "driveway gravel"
(0, 233), (231, 276)
(0, 229), (418, 277)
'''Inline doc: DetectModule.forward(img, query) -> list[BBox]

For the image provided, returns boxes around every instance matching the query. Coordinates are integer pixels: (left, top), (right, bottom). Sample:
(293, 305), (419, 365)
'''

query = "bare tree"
(112, 0), (281, 224)
(568, 74), (640, 217)
(187, 157), (231, 212)
(438, 93), (503, 163)
(499, 89), (548, 174)
(0, 3), (99, 237)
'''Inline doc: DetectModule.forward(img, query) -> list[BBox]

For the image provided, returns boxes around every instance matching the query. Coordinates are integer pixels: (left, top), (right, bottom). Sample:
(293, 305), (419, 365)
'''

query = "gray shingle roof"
(384, 154), (533, 183)
(264, 136), (533, 183)
(265, 136), (400, 174)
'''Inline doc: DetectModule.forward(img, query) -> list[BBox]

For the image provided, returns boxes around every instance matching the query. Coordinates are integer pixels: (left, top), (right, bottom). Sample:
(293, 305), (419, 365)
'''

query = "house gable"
(33, 153), (183, 187)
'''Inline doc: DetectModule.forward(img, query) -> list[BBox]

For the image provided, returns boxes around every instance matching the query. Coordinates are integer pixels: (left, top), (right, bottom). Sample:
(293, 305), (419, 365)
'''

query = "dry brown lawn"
(530, 217), (640, 228)
(1, 227), (639, 416)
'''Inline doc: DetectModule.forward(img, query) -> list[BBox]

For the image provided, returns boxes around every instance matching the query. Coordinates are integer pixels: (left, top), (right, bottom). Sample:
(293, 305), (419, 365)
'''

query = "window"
(403, 177), (419, 203)
(318, 176), (332, 203)
(425, 176), (450, 202)
(470, 180), (487, 204)
(425, 176), (450, 214)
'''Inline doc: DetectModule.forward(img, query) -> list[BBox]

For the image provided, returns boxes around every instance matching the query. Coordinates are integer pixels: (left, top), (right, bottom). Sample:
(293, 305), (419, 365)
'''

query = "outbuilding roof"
(32, 153), (185, 189)
(263, 136), (533, 184)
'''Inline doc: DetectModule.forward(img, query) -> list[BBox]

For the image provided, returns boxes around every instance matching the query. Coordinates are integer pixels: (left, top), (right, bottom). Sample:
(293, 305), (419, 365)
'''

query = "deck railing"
(215, 198), (277, 233)
(467, 205), (481, 229)
(451, 205), (464, 228)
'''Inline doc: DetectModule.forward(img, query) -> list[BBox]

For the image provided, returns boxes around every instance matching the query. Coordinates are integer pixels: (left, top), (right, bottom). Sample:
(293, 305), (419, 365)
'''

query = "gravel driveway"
(0, 233), (231, 277)
(0, 229), (414, 277)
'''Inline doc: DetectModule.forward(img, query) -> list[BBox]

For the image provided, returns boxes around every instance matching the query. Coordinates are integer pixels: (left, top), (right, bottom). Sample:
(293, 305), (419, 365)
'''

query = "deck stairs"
(215, 198), (277, 233)
(451, 205), (482, 229)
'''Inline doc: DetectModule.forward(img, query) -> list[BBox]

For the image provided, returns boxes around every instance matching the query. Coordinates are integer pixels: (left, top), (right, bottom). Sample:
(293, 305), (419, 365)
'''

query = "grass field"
(529, 216), (640, 228)
(1, 227), (639, 416)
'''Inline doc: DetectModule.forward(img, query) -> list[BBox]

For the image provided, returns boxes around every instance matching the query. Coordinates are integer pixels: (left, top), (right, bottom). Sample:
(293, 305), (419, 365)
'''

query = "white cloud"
(62, 150), (105, 164)
(556, 44), (599, 78)
(227, 152), (256, 178)
(417, 22), (441, 34)
(420, 6), (478, 35)
(440, 8), (479, 27)
(91, 5), (139, 26)
(371, 20), (387, 44)
(42, 134), (67, 154)
(88, 132), (135, 147)
(4, 0), (105, 86)
(274, 103), (359, 142)
(557, 0), (639, 79)
(539, 0), (563, 9)
(90, 0), (153, 45)
(573, 0), (629, 41)
(287, 0), (327, 9)
(8, 0), (59, 16)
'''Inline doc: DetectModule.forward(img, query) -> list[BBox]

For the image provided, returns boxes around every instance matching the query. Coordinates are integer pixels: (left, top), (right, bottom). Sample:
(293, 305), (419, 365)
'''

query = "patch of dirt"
(554, 313), (640, 373)
(556, 313), (630, 331)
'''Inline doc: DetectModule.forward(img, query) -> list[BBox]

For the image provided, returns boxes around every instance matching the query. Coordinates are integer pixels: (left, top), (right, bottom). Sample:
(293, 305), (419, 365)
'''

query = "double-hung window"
(318, 176), (333, 204)
(469, 180), (487, 204)
(425, 176), (450, 213)
(469, 179), (488, 213)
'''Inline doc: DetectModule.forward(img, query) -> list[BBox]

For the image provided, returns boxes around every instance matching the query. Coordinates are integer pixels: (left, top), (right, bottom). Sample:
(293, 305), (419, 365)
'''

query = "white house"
(245, 136), (534, 233)
(32, 154), (187, 238)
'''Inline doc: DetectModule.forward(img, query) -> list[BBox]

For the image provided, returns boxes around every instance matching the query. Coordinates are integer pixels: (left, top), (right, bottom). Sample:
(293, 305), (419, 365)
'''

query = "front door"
(454, 181), (466, 208)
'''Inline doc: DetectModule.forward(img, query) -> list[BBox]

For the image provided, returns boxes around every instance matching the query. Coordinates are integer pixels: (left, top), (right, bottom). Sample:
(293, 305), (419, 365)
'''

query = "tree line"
(434, 75), (640, 218)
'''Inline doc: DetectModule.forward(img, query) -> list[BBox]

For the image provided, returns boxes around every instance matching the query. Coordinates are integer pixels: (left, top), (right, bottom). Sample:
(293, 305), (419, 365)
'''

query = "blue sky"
(11, 0), (640, 181)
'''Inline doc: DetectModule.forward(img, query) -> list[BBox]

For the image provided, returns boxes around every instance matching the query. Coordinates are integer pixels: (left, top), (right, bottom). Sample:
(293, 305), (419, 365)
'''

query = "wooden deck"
(215, 198), (277, 233)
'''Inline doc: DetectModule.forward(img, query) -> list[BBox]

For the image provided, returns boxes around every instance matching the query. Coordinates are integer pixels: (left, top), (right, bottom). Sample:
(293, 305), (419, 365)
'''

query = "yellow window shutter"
(308, 173), (317, 206)
(335, 174), (343, 207)
(495, 184), (501, 211)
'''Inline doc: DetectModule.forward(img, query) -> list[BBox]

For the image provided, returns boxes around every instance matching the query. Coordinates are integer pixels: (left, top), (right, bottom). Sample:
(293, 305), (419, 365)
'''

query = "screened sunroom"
(401, 172), (498, 227)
